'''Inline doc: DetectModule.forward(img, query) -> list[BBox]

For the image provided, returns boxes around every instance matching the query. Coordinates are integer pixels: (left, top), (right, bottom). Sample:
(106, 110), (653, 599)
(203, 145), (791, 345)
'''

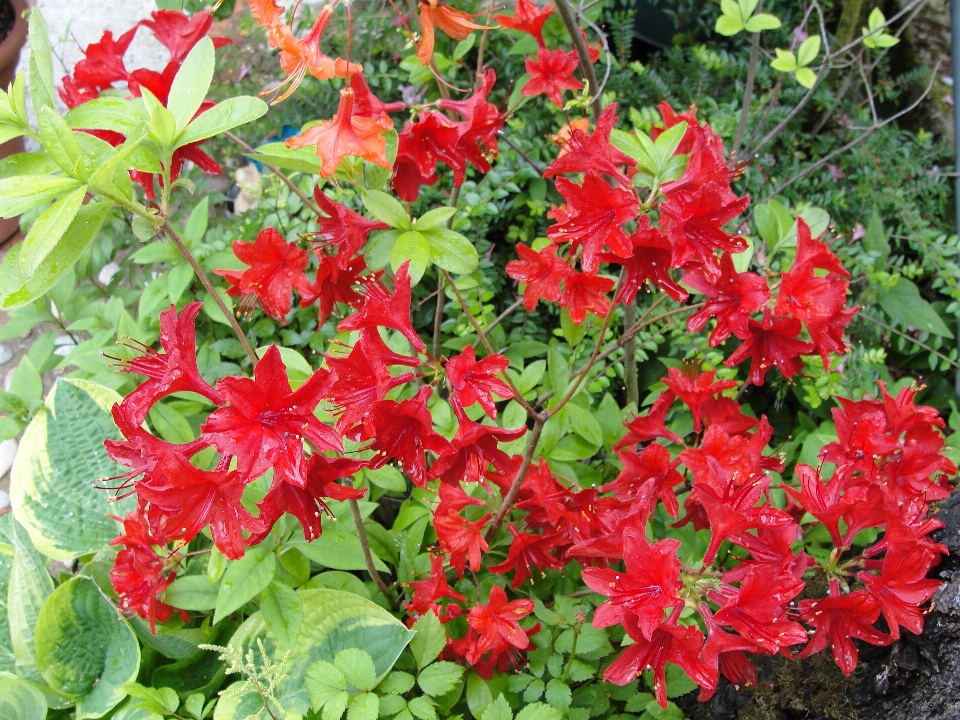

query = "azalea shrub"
(0, 1), (955, 720)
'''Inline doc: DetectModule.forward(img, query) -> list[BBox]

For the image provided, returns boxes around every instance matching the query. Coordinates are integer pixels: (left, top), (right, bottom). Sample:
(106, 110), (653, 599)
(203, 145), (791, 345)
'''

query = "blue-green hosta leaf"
(7, 518), (54, 686)
(0, 677), (47, 720)
(10, 379), (133, 560)
(260, 580), (303, 650)
(34, 577), (140, 718)
(0, 539), (13, 674)
(226, 589), (415, 716)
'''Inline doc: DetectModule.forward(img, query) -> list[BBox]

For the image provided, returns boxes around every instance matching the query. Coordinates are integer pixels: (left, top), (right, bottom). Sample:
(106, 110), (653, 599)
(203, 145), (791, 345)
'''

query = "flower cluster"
(60, 10), (229, 197)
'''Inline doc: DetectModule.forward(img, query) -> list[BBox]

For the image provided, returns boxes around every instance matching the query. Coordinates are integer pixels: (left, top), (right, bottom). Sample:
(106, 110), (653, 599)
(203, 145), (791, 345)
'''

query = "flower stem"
(485, 416), (546, 542)
(162, 222), (259, 365)
(623, 301), (639, 409)
(349, 498), (399, 611)
(553, 0), (601, 120)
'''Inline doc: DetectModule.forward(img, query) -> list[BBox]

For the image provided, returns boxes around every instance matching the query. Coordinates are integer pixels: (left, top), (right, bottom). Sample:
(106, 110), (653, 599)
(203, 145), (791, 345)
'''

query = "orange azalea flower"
(416, 0), (497, 65)
(286, 88), (393, 177)
(248, 0), (361, 102)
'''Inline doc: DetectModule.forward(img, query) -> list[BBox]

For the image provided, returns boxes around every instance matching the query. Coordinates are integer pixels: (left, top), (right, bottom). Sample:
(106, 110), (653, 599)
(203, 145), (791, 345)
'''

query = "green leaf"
(65, 97), (145, 136)
(737, 0), (758, 16)
(10, 379), (133, 559)
(418, 662), (464, 697)
(348, 692), (379, 720)
(178, 96), (269, 147)
(10, 356), (41, 410)
(378, 671), (416, 695)
(122, 683), (180, 714)
(408, 696), (438, 720)
(413, 207), (457, 231)
(653, 122), (686, 167)
(167, 262), (194, 304)
(544, 679), (571, 709)
(797, 35), (821, 66)
(863, 210), (890, 268)
(149, 619), (233, 697)
(481, 694), (512, 720)
(744, 13), (781, 31)
(228, 589), (415, 715)
(795, 66), (818, 88)
(38, 107), (84, 178)
(335, 648), (377, 691)
(0, 175), (83, 219)
(8, 518), (55, 686)
(515, 704), (563, 720)
(213, 544), (277, 624)
(20, 186), (86, 275)
(246, 141), (321, 175)
(291, 529), (389, 572)
(770, 48), (797, 72)
(163, 575), (220, 611)
(877, 278), (953, 337)
(410, 610), (447, 670)
(548, 347), (570, 396)
(183, 196), (209, 245)
(714, 13), (744, 36)
(364, 466), (406, 492)
(260, 580), (303, 650)
(28, 10), (55, 112)
(1, 202), (111, 310)
(391, 230), (430, 285)
(466, 672), (493, 720)
(453, 32), (476, 60)
(168, 38), (215, 132)
(362, 190), (409, 229)
(423, 227), (478, 275)
(561, 403), (603, 447)
(0, 677), (47, 720)
(306, 660), (347, 713)
(34, 577), (140, 717)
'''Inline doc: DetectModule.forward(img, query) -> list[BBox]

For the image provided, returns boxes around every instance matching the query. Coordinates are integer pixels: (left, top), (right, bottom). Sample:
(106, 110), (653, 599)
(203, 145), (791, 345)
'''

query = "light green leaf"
(653, 122), (686, 166)
(714, 13), (744, 36)
(362, 190), (409, 229)
(10, 379), (132, 559)
(183, 196), (209, 245)
(410, 610), (446, 670)
(65, 97), (145, 136)
(544, 679), (571, 709)
(453, 33), (476, 60)
(795, 66), (818, 88)
(335, 648), (377, 691)
(0, 677), (47, 720)
(877, 278), (953, 337)
(481, 694), (512, 720)
(391, 230), (430, 285)
(168, 38), (215, 132)
(770, 49), (797, 72)
(167, 262), (194, 304)
(291, 529), (389, 572)
(561, 403), (603, 447)
(19, 185), (86, 276)
(466, 672), (493, 720)
(34, 577), (139, 717)
(797, 35), (821, 66)
(868, 7), (886, 30)
(227, 589), (415, 715)
(28, 10), (55, 112)
(418, 662), (464, 697)
(8, 518), (54, 686)
(424, 227), (478, 275)
(744, 13), (781, 32)
(737, 0), (759, 16)
(38, 107), (84, 178)
(863, 210), (890, 267)
(121, 683), (180, 714)
(407, 697), (437, 720)
(260, 580), (303, 650)
(413, 207), (457, 231)
(178, 96), (269, 147)
(213, 545), (277, 625)
(163, 575), (220, 611)
(378, 671), (416, 695)
(515, 704), (563, 720)
(363, 466), (406, 492)
(0, 175), (83, 219)
(348, 693), (379, 720)
(247, 141), (321, 175)
(306, 660), (346, 712)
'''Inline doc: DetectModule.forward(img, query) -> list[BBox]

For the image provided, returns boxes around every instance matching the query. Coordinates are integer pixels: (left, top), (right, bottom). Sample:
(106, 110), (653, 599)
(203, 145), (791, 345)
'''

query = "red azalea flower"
(338, 261), (427, 353)
(522, 47), (583, 107)
(137, 453), (266, 560)
(583, 528), (683, 640)
(659, 187), (749, 279)
(685, 252), (770, 346)
(215, 228), (314, 322)
(603, 216), (688, 305)
(110, 511), (180, 633)
(488, 524), (565, 587)
(435, 510), (491, 576)
(445, 346), (513, 419)
(467, 585), (536, 656)
(798, 581), (890, 675)
(545, 103), (636, 188)
(359, 386), (451, 486)
(391, 111), (466, 202)
(405, 555), (467, 618)
(301, 254), (367, 326)
(140, 10), (230, 64)
(251, 455), (367, 544)
(312, 188), (390, 265)
(724, 310), (815, 386)
(560, 270), (614, 325)
(437, 480), (485, 516)
(428, 417), (526, 485)
(202, 345), (342, 486)
(506, 243), (571, 311)
(415, 0), (494, 65)
(548, 172), (638, 274)
(663, 366), (738, 433)
(603, 443), (685, 517)
(439, 68), (505, 175)
(113, 302), (221, 426)
(782, 464), (852, 548)
(615, 391), (682, 449)
(494, 0), (555, 46)
(697, 607), (758, 701)
(59, 26), (138, 105)
(701, 395), (758, 436)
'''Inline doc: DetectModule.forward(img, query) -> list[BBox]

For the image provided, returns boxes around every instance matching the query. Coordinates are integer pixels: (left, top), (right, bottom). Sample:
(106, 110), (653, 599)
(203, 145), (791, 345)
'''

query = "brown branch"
(224, 131), (322, 216)
(733, 1), (762, 159)
(349, 498), (399, 610)
(485, 416), (546, 542)
(553, 0), (601, 119)
(433, 273), (445, 359)
(163, 222), (259, 365)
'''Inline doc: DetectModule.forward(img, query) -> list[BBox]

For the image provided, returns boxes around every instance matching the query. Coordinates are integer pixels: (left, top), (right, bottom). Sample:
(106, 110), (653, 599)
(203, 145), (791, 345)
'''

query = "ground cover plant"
(0, 0), (957, 719)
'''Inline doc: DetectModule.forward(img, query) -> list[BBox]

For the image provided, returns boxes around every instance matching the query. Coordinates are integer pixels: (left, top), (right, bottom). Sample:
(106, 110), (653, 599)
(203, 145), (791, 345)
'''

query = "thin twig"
(553, 0), (601, 119)
(498, 132), (545, 176)
(485, 417), (546, 542)
(859, 313), (960, 370)
(623, 301), (639, 408)
(225, 131), (322, 216)
(163, 222), (259, 365)
(473, 298), (524, 349)
(733, 0), (762, 158)
(349, 498), (399, 610)
(433, 273), (445, 359)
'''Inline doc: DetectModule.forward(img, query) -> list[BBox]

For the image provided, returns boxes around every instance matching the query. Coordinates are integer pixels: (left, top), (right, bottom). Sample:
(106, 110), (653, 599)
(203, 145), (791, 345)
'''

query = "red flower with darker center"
(522, 47), (583, 107)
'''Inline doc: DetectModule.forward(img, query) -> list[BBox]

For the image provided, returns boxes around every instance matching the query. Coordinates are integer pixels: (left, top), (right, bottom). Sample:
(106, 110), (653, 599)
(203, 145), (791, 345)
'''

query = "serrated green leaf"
(480, 694), (511, 720)
(348, 692), (379, 720)
(410, 610), (447, 670)
(377, 670), (416, 695)
(19, 185), (86, 276)
(168, 38), (215, 132)
(363, 190), (409, 229)
(515, 703), (563, 720)
(418, 661), (464, 697)
(306, 660), (347, 711)
(335, 648), (377, 691)
(213, 545), (277, 624)
(544, 679), (571, 709)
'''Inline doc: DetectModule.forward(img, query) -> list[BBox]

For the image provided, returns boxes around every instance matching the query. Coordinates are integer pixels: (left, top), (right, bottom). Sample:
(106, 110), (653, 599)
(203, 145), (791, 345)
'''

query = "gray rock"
(0, 344), (12, 365)
(0, 438), (16, 478)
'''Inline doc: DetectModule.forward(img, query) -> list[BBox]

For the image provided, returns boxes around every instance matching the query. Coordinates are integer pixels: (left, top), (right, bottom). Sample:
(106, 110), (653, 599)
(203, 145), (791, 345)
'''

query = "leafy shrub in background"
(0, 1), (955, 719)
